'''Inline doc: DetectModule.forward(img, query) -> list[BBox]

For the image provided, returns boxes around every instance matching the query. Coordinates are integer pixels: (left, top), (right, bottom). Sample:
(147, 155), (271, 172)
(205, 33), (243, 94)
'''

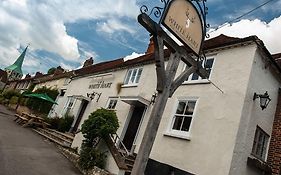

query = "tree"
(47, 67), (56, 74)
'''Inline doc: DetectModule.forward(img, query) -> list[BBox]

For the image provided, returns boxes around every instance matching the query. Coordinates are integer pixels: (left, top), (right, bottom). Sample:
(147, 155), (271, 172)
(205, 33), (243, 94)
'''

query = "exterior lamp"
(150, 92), (157, 105)
(253, 91), (271, 110)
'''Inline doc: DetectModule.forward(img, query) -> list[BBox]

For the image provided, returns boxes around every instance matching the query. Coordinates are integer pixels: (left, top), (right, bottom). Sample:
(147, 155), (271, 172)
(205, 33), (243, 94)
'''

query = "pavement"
(0, 105), (81, 175)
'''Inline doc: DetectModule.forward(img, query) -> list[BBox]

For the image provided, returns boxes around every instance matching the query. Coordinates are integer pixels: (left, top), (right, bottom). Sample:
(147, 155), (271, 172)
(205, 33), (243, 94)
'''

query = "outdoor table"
(20, 112), (49, 128)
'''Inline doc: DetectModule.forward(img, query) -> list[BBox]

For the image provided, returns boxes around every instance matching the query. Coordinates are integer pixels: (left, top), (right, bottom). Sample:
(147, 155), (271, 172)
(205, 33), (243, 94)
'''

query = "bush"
(58, 115), (74, 132)
(78, 145), (106, 170)
(44, 115), (74, 133)
(81, 108), (119, 146)
(2, 89), (20, 100)
(78, 108), (119, 170)
(0, 96), (5, 104)
(9, 96), (19, 104)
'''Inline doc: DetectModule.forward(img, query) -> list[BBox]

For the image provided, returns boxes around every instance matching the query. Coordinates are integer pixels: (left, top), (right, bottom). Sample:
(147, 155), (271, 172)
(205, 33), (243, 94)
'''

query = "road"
(0, 105), (81, 175)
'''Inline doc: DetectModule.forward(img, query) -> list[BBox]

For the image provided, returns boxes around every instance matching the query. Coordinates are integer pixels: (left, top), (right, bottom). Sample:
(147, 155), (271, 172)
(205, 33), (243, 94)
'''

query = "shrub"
(78, 145), (106, 170)
(81, 108), (119, 146)
(0, 96), (5, 104)
(44, 115), (74, 133)
(58, 115), (74, 132)
(79, 108), (119, 170)
(9, 96), (19, 104)
(2, 89), (20, 100)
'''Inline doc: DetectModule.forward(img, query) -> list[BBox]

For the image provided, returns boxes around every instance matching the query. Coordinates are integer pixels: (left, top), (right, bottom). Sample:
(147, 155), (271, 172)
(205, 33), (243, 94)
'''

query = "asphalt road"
(0, 105), (81, 175)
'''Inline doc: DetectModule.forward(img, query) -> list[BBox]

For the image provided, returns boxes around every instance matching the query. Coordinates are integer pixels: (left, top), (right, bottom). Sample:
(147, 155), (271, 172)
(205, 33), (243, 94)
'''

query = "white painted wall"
(34, 77), (68, 91)
(52, 42), (279, 175)
(228, 49), (280, 175)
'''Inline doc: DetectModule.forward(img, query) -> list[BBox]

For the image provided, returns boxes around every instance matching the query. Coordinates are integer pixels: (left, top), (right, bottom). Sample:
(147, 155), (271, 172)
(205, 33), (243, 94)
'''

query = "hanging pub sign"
(161, 0), (203, 55)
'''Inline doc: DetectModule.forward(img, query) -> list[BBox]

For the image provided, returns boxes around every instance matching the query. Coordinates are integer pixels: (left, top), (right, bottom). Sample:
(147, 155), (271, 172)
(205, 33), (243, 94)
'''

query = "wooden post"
(131, 14), (208, 175)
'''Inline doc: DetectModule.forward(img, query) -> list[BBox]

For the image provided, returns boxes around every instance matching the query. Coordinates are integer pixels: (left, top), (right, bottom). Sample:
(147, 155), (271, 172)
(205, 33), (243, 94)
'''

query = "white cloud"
(60, 62), (75, 71)
(48, 0), (139, 22)
(208, 16), (281, 54)
(97, 19), (136, 34)
(123, 52), (144, 62)
(0, 0), (139, 71)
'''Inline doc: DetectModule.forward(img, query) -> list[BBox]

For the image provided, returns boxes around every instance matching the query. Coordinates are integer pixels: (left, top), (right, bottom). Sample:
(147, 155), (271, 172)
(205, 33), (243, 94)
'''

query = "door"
(72, 100), (88, 132)
(122, 105), (146, 150)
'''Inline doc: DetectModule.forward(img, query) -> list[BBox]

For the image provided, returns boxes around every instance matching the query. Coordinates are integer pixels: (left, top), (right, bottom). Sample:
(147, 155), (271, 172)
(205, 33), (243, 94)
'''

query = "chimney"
(54, 66), (64, 75)
(83, 57), (94, 68)
(146, 36), (155, 54)
(25, 74), (31, 78)
(34, 72), (43, 78)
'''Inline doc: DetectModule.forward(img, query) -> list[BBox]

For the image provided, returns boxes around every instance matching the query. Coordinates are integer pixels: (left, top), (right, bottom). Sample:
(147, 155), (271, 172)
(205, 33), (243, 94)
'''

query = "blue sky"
(0, 0), (280, 75)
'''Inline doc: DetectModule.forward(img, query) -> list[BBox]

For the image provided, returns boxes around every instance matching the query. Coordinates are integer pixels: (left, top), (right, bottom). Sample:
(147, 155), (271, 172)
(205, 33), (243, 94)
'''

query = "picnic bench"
(14, 112), (50, 129)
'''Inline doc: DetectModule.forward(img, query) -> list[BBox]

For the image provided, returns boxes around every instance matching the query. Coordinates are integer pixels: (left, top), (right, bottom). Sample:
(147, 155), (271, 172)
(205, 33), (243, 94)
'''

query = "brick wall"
(267, 88), (281, 175)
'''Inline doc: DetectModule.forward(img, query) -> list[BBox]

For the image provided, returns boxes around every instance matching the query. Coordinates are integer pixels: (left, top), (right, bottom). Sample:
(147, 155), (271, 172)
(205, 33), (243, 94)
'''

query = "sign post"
(131, 0), (209, 174)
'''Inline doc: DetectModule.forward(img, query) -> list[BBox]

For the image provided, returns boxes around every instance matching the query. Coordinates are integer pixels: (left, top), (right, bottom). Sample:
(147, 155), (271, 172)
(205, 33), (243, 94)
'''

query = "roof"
(34, 71), (74, 84)
(5, 46), (28, 75)
(0, 69), (8, 83)
(73, 34), (278, 78)
(272, 53), (281, 67)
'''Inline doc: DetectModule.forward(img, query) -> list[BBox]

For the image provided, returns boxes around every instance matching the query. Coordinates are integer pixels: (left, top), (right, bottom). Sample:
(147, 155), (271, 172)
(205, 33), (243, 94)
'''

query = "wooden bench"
(14, 114), (28, 124)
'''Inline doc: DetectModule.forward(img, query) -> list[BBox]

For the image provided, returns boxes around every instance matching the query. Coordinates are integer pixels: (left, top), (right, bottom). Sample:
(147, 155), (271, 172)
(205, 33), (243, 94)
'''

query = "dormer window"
(124, 67), (143, 86)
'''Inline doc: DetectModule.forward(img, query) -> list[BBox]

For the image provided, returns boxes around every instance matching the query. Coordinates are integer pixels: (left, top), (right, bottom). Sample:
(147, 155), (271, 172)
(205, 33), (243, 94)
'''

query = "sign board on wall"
(162, 0), (203, 55)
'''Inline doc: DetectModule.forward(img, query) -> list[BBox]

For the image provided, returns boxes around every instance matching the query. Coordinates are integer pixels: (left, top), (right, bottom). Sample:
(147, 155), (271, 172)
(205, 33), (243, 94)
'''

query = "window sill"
(164, 132), (191, 140)
(121, 84), (138, 88)
(182, 79), (210, 85)
(247, 156), (271, 173)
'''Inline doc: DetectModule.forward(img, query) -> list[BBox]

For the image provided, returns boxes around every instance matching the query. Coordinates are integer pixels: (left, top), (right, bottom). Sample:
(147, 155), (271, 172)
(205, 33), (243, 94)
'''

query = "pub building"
(51, 34), (281, 175)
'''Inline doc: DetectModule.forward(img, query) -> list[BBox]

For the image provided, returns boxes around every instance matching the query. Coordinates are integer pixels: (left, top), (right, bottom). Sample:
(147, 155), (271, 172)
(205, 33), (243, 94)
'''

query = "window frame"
(165, 97), (199, 139)
(123, 67), (143, 87)
(106, 97), (118, 110)
(251, 126), (270, 161)
(183, 57), (215, 84)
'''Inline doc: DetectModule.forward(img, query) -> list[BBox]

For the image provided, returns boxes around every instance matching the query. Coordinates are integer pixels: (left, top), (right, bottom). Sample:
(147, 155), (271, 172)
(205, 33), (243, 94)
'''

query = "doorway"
(72, 100), (88, 133)
(122, 105), (146, 151)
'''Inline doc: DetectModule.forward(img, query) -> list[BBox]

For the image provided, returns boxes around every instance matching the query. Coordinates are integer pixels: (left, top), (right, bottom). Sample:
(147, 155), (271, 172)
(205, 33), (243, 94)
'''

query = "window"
(185, 58), (214, 82)
(62, 96), (75, 116)
(106, 98), (118, 110)
(251, 126), (269, 161)
(124, 67), (143, 86)
(168, 99), (197, 138)
(60, 89), (66, 97)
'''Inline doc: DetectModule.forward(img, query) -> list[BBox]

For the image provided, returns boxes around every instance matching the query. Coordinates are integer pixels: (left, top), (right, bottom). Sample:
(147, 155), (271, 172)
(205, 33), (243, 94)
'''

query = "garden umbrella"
(24, 93), (58, 104)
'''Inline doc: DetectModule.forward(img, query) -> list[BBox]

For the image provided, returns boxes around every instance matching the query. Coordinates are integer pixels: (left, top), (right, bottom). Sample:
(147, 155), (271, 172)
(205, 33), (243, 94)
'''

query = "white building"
(52, 34), (281, 175)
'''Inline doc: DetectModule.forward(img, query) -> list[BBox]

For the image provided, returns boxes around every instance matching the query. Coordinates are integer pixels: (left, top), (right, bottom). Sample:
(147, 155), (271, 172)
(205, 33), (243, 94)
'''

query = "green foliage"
(26, 86), (59, 114)
(9, 96), (19, 104)
(81, 108), (119, 146)
(0, 96), (5, 104)
(78, 108), (119, 170)
(44, 114), (74, 132)
(47, 67), (56, 74)
(58, 115), (74, 132)
(2, 89), (20, 99)
(78, 145), (106, 170)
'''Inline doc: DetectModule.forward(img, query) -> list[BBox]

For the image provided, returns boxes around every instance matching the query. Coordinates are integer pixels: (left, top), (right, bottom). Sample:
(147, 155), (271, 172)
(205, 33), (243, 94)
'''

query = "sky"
(0, 0), (280, 75)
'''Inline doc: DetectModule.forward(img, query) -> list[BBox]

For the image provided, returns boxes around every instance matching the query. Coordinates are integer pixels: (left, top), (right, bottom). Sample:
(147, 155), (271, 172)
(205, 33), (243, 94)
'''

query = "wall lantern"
(150, 92), (158, 105)
(253, 91), (271, 110)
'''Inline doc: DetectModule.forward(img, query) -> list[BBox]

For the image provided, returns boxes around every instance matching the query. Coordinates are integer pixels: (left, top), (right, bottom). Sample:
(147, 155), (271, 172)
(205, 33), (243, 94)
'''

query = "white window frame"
(106, 97), (118, 110)
(251, 126), (270, 161)
(123, 67), (143, 87)
(165, 97), (199, 140)
(62, 96), (76, 116)
(183, 57), (215, 84)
